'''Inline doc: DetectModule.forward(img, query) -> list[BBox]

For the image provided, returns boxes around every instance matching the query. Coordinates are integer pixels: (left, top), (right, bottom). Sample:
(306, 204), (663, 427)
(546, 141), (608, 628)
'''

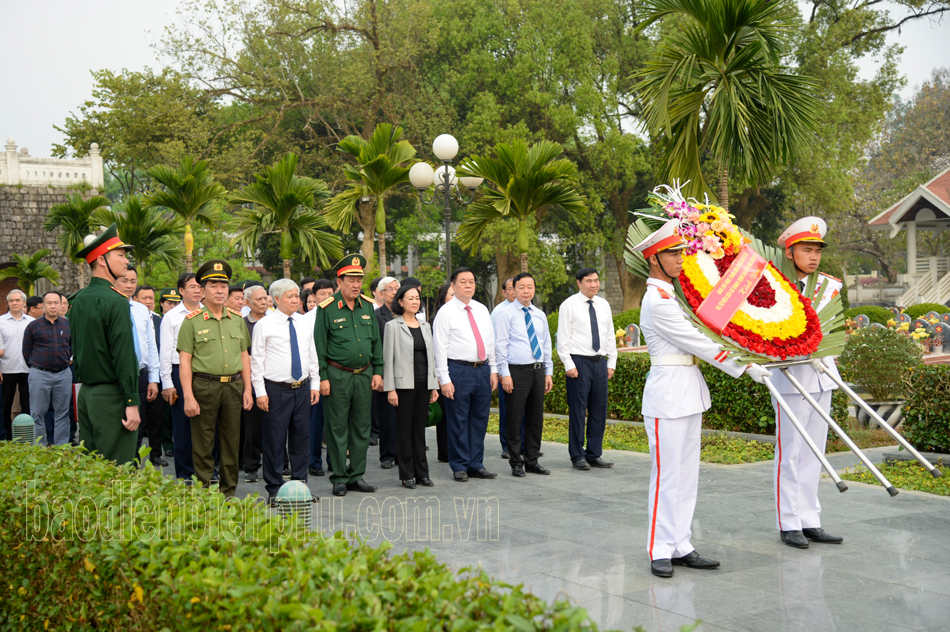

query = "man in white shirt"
(0, 289), (34, 441)
(160, 272), (203, 479)
(250, 279), (321, 505)
(432, 267), (498, 482)
(491, 276), (518, 458)
(490, 277), (516, 324)
(117, 267), (161, 466)
(556, 268), (617, 471)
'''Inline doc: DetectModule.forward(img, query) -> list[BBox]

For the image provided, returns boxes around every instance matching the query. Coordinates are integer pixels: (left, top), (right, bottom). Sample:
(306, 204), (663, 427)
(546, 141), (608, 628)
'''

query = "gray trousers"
(29, 369), (72, 446)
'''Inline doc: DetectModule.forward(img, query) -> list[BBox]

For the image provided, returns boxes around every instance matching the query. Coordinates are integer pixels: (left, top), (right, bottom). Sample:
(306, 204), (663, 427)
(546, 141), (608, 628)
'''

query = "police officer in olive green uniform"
(70, 224), (142, 465)
(177, 260), (253, 497)
(313, 254), (384, 497)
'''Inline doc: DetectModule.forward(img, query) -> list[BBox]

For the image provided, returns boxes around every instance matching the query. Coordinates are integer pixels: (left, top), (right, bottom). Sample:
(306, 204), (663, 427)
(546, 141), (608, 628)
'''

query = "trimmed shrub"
(0, 444), (602, 631)
(545, 353), (848, 435)
(905, 303), (950, 320)
(548, 311), (560, 336)
(844, 305), (892, 326)
(839, 327), (922, 400)
(612, 308), (641, 332)
(901, 364), (950, 453)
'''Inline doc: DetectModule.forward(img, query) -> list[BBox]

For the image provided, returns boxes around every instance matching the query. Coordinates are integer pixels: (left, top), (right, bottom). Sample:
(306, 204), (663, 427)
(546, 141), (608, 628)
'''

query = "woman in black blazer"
(383, 285), (439, 488)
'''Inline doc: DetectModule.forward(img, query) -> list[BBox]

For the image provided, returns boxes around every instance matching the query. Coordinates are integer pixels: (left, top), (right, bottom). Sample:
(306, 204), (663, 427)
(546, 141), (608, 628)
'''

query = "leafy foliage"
(839, 327), (923, 401)
(0, 250), (62, 295)
(842, 460), (950, 497)
(905, 303), (950, 320)
(93, 195), (184, 279)
(613, 308), (642, 332)
(44, 193), (112, 263)
(844, 306), (893, 326)
(900, 364), (950, 453)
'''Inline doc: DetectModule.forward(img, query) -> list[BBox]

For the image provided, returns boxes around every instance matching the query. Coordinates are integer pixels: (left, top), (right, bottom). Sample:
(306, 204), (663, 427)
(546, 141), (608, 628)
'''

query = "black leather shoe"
(165, 448), (175, 457)
(467, 468), (497, 479)
(381, 461), (394, 469)
(150, 456), (169, 467)
(511, 465), (525, 477)
(651, 559), (673, 578)
(525, 464), (551, 475)
(309, 466), (325, 477)
(501, 450), (510, 459)
(369, 436), (379, 446)
(802, 528), (843, 544)
(781, 530), (810, 549)
(346, 479), (377, 493)
(332, 483), (347, 496)
(573, 460), (592, 471)
(245, 470), (259, 483)
(417, 478), (434, 487)
(587, 457), (614, 468)
(453, 471), (469, 482)
(402, 480), (416, 489)
(672, 551), (720, 569)
(282, 467), (291, 480)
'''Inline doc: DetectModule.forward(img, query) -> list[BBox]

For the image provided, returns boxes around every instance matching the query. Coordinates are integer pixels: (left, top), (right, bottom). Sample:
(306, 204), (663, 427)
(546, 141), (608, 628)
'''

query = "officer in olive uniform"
(313, 254), (384, 497)
(70, 223), (142, 465)
(177, 260), (253, 497)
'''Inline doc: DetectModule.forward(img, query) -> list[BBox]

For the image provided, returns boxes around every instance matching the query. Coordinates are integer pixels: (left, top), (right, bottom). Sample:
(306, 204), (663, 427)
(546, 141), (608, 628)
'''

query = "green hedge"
(905, 303), (950, 319)
(901, 364), (950, 453)
(545, 353), (848, 435)
(844, 305), (893, 326)
(0, 444), (603, 631)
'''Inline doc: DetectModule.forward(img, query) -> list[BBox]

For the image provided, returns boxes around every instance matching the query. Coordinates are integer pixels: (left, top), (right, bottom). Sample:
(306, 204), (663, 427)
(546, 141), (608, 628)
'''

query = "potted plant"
(839, 327), (923, 427)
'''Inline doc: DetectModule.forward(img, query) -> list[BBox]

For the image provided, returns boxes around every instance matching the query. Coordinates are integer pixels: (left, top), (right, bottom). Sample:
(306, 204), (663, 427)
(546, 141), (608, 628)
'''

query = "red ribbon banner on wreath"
(695, 244), (768, 334)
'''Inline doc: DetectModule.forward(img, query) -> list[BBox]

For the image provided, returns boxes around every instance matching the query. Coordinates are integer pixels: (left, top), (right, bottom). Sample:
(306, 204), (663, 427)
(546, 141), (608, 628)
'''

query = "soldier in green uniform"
(70, 224), (142, 465)
(313, 254), (384, 497)
(177, 260), (253, 497)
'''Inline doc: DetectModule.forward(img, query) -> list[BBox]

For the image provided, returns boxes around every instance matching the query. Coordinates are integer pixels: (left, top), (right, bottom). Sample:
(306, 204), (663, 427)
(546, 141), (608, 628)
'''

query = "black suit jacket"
(152, 312), (163, 354)
(376, 304), (394, 341)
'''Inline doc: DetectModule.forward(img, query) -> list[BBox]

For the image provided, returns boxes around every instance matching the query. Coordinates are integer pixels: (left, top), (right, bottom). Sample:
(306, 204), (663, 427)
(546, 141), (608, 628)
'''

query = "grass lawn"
(841, 460), (950, 496)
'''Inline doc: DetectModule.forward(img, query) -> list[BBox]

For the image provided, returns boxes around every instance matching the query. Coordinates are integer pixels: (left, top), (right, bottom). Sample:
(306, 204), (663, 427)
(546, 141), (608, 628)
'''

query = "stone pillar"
(89, 143), (104, 189)
(906, 221), (917, 275)
(4, 138), (18, 185)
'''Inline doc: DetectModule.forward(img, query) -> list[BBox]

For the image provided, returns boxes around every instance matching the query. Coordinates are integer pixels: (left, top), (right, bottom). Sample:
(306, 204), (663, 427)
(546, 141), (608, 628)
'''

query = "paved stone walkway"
(159, 430), (950, 631)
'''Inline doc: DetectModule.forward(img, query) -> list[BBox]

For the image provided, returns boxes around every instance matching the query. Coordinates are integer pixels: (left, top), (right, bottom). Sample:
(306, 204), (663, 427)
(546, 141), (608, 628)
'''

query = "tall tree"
(144, 157), (227, 273)
(631, 0), (821, 220)
(456, 140), (587, 272)
(230, 153), (343, 278)
(92, 196), (185, 280)
(43, 193), (111, 288)
(0, 250), (62, 296)
(323, 123), (416, 274)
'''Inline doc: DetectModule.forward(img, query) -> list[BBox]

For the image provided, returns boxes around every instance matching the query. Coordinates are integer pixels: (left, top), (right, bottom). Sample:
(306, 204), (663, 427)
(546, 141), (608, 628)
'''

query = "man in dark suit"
(375, 277), (399, 469)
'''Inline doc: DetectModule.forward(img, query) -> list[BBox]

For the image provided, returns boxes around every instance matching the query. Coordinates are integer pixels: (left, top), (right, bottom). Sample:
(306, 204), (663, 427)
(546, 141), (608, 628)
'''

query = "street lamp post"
(407, 134), (483, 281)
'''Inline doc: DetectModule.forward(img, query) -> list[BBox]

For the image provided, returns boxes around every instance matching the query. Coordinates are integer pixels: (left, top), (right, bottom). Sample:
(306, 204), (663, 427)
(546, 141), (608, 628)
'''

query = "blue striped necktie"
(523, 307), (542, 360)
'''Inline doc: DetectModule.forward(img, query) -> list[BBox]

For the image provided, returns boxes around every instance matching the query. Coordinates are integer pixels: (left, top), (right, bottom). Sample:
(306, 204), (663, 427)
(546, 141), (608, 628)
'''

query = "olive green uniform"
(70, 277), (142, 465)
(313, 292), (383, 485)
(178, 306), (250, 497)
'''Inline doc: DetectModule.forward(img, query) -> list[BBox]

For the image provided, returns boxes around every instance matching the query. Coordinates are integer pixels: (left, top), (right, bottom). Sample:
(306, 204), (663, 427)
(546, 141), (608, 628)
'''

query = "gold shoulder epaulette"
(110, 286), (129, 298)
(186, 308), (203, 319)
(362, 293), (374, 303)
(227, 307), (242, 316)
(822, 273), (842, 283)
(318, 296), (334, 309)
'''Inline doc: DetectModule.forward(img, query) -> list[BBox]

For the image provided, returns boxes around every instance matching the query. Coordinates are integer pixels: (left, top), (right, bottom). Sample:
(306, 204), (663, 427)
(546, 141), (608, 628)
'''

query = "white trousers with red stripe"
(772, 390), (831, 531)
(644, 413), (701, 561)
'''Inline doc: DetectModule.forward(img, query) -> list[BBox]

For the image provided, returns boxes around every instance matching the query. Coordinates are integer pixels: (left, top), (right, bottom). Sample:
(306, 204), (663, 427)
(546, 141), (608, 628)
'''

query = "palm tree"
(144, 157), (226, 272)
(0, 250), (61, 296)
(229, 153), (343, 279)
(323, 123), (417, 274)
(93, 195), (185, 280)
(43, 193), (111, 288)
(631, 0), (819, 213)
(456, 139), (587, 272)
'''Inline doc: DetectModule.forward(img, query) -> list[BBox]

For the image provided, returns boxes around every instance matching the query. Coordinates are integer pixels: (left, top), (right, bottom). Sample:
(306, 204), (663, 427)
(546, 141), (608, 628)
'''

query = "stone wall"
(599, 252), (627, 314)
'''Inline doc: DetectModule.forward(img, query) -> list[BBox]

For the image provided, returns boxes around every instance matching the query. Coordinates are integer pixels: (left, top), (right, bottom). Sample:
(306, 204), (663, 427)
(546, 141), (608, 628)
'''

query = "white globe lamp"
(459, 176), (483, 190)
(432, 134), (459, 161)
(408, 162), (435, 189)
(434, 165), (457, 188)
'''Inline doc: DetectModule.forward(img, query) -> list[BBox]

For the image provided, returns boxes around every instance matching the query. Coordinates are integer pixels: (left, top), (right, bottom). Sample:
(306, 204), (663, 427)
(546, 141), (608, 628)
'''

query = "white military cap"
(778, 216), (827, 249)
(633, 218), (687, 259)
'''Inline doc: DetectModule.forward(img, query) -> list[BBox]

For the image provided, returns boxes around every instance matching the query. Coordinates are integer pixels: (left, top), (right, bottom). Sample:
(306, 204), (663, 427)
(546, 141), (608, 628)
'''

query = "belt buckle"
(291, 381), (302, 389)
(353, 366), (364, 374)
(220, 376), (229, 383)
(474, 361), (483, 368)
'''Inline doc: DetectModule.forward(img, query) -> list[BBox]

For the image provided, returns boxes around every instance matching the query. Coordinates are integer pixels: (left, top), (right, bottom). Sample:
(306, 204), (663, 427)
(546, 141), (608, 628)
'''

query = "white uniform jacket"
(770, 273), (842, 395)
(640, 279), (746, 419)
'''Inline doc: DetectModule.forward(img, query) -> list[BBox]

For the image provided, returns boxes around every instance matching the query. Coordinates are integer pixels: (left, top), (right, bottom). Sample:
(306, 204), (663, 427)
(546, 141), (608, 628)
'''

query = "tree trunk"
(615, 256), (646, 310)
(184, 222), (195, 273)
(76, 262), (86, 289)
(357, 200), (376, 276)
(520, 252), (528, 273)
(729, 187), (770, 230)
(493, 252), (519, 305)
(718, 164), (729, 212)
(378, 231), (388, 276)
(283, 259), (291, 279)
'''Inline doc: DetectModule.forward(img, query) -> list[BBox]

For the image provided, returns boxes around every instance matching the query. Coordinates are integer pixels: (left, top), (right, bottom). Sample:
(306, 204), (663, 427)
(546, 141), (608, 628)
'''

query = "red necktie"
(465, 305), (486, 361)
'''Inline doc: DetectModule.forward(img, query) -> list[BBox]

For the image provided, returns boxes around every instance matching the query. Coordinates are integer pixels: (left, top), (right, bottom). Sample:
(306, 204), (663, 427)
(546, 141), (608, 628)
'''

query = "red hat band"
(643, 234), (684, 259)
(85, 237), (123, 263)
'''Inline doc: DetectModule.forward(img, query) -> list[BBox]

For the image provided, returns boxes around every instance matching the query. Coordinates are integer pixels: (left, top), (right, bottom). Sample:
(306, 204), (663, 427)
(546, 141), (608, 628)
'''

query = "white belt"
(650, 354), (699, 366)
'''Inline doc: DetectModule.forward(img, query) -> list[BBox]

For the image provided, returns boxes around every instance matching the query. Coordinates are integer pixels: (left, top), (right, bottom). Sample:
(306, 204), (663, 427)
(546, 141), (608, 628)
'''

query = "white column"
(4, 138), (19, 185)
(906, 221), (917, 274)
(89, 142), (104, 189)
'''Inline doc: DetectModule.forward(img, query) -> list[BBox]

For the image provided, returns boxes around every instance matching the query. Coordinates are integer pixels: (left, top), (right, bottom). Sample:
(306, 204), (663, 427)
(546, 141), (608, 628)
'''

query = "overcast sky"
(1, 0), (948, 157)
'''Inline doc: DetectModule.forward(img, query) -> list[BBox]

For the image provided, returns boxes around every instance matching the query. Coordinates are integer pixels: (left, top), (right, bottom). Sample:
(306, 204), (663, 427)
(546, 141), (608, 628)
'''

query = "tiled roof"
(868, 166), (950, 226)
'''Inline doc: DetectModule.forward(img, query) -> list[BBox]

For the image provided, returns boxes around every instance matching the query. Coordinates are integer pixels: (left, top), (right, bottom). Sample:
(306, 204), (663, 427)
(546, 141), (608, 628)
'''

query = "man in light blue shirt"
(491, 276), (517, 457)
(495, 272), (553, 477)
(490, 277), (516, 324)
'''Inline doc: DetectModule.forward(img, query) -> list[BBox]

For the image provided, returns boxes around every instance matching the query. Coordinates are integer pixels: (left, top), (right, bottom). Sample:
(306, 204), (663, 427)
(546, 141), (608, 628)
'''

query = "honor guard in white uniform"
(771, 217), (845, 549)
(634, 219), (771, 578)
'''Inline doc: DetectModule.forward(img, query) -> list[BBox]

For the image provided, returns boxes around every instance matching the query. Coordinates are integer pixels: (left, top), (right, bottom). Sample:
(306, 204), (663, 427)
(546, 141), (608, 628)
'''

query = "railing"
(914, 256), (950, 275)
(898, 268), (950, 307)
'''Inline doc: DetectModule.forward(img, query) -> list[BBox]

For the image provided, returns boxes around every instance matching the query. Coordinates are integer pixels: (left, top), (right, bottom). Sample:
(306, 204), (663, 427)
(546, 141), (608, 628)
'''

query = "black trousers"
(137, 371), (165, 460)
(134, 369), (149, 460)
(506, 365), (545, 469)
(261, 380), (311, 498)
(370, 391), (379, 438)
(243, 398), (262, 472)
(2, 373), (29, 441)
(566, 355), (608, 463)
(375, 391), (397, 464)
(435, 394), (448, 462)
(395, 381), (431, 481)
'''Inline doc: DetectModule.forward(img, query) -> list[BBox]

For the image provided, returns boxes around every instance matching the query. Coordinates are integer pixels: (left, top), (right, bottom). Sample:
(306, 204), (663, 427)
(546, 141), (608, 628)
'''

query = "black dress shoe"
(573, 460), (592, 471)
(381, 461), (394, 469)
(781, 530), (810, 549)
(332, 483), (347, 496)
(525, 464), (550, 475)
(165, 448), (175, 457)
(803, 528), (843, 544)
(282, 467), (291, 479)
(453, 471), (469, 482)
(417, 478), (434, 487)
(501, 450), (510, 459)
(651, 559), (673, 578)
(402, 480), (416, 489)
(245, 470), (259, 483)
(346, 479), (378, 492)
(511, 465), (525, 477)
(467, 468), (497, 479)
(309, 466), (325, 477)
(672, 551), (720, 569)
(587, 457), (614, 468)
(150, 456), (169, 467)
(369, 436), (379, 446)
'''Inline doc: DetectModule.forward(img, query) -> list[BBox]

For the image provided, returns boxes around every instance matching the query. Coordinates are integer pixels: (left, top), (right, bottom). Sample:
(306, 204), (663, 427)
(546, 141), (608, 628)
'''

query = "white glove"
(810, 358), (827, 373)
(745, 364), (772, 384)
